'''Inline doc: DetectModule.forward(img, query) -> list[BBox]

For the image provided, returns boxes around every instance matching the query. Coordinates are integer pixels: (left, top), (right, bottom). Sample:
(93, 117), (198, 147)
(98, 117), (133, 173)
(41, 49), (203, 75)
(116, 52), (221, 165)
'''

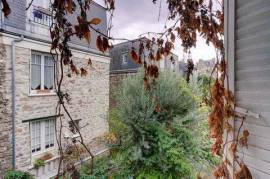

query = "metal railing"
(31, 6), (52, 27)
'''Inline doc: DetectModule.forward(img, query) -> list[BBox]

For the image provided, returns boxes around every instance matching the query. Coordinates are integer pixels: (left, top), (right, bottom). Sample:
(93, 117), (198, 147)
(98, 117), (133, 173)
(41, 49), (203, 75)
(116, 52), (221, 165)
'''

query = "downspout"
(11, 35), (24, 169)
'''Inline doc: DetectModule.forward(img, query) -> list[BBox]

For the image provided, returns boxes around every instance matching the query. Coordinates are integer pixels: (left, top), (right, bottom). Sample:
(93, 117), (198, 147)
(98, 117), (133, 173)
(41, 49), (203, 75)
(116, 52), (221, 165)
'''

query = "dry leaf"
(130, 48), (141, 64)
(2, 0), (10, 17)
(84, 31), (91, 44)
(96, 35), (104, 52)
(102, 37), (109, 52)
(89, 18), (102, 25)
(66, 0), (74, 14)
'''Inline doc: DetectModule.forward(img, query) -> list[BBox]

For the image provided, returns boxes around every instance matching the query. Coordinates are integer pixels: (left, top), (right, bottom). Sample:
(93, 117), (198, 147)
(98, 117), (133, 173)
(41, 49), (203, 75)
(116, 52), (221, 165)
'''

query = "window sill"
(29, 91), (57, 97)
(28, 155), (60, 170)
(31, 146), (56, 158)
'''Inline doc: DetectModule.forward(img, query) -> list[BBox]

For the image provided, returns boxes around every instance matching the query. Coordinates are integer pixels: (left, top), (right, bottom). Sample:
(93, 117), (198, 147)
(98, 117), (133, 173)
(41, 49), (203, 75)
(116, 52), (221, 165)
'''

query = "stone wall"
(0, 44), (12, 177)
(0, 36), (110, 177)
(109, 72), (137, 110)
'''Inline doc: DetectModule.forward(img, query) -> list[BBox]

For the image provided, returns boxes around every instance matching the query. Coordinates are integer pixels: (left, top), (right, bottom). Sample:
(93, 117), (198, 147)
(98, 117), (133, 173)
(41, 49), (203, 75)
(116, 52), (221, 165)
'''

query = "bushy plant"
(4, 170), (33, 179)
(110, 71), (196, 178)
(81, 71), (216, 178)
(33, 159), (45, 169)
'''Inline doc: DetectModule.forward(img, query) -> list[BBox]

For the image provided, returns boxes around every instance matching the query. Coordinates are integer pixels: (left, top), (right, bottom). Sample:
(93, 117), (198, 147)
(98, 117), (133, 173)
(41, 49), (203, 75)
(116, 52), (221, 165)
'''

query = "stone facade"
(0, 34), (110, 178)
(109, 72), (136, 109)
(0, 44), (13, 177)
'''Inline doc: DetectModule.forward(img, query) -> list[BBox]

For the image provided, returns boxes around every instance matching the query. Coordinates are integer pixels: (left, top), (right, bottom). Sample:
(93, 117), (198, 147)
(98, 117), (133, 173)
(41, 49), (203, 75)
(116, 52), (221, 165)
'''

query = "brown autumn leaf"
(66, 0), (74, 14)
(130, 48), (141, 64)
(149, 52), (155, 61)
(80, 68), (88, 77)
(147, 65), (159, 78)
(2, 0), (10, 17)
(157, 39), (164, 46)
(229, 143), (237, 157)
(155, 105), (161, 113)
(213, 162), (230, 179)
(170, 32), (176, 43)
(155, 49), (162, 61)
(102, 37), (109, 52)
(239, 129), (249, 148)
(89, 18), (102, 25)
(70, 61), (79, 75)
(235, 163), (253, 179)
(139, 42), (144, 55)
(88, 58), (92, 67)
(84, 30), (91, 44)
(146, 39), (151, 50)
(96, 35), (104, 52)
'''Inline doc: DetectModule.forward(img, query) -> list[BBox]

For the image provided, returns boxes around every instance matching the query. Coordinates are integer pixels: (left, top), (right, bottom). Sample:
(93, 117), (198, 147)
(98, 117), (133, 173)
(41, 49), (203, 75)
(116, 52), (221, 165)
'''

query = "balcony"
(26, 6), (52, 37)
(31, 7), (52, 27)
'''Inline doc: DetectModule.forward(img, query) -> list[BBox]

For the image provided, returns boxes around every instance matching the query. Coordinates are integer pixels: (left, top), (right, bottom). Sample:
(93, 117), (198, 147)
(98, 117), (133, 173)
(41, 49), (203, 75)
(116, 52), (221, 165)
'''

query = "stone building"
(195, 58), (216, 76)
(109, 38), (184, 109)
(0, 1), (110, 178)
(110, 37), (180, 74)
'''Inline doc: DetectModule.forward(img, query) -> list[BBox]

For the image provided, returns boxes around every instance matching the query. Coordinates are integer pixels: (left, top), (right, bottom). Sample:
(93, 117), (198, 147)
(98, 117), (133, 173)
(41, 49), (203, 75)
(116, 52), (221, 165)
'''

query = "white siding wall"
(228, 0), (270, 178)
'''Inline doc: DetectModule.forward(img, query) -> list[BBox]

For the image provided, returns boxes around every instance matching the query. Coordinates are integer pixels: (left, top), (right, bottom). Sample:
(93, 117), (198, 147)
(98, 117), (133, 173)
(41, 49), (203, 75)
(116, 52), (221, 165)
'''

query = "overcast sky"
(94, 0), (216, 62)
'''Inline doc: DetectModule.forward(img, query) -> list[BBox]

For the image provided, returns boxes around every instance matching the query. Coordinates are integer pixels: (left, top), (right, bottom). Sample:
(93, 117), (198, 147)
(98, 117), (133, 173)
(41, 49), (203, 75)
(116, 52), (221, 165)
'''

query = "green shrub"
(33, 159), (45, 169)
(82, 71), (216, 178)
(110, 71), (196, 178)
(4, 170), (33, 179)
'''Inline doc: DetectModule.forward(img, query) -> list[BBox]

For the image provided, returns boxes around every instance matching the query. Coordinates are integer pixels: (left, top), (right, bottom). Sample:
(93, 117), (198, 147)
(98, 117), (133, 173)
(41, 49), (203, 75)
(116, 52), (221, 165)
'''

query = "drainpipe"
(11, 35), (24, 169)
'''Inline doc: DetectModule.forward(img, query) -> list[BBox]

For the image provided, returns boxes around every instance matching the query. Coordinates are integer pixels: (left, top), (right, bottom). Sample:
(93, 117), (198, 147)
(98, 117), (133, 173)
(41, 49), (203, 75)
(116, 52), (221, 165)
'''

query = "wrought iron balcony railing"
(31, 6), (52, 27)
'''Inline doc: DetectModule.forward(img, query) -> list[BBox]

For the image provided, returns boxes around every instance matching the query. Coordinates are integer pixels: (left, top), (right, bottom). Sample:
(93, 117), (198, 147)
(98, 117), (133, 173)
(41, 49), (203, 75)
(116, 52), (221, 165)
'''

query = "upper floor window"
(30, 0), (52, 26)
(122, 53), (128, 65)
(31, 51), (55, 95)
(31, 118), (55, 154)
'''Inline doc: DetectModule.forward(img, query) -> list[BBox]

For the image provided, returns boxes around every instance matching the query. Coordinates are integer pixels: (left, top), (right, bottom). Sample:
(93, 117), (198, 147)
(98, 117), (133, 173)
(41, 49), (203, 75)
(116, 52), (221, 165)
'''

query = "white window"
(31, 52), (55, 94)
(31, 118), (56, 154)
(30, 0), (53, 26)
(122, 53), (128, 65)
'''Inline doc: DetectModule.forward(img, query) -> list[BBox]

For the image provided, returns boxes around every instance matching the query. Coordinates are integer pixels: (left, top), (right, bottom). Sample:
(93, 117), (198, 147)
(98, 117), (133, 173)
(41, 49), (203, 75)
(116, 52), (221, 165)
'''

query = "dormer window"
(122, 53), (128, 65)
(29, 0), (52, 26)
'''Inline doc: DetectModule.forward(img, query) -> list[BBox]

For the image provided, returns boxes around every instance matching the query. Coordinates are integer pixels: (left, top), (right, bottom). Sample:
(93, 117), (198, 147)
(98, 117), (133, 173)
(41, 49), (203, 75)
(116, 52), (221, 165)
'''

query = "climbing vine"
(1, 0), (252, 178)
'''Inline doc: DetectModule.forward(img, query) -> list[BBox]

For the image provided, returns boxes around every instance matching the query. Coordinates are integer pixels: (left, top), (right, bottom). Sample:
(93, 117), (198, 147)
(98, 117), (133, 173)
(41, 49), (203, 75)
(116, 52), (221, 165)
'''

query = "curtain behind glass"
(31, 54), (41, 90)
(44, 56), (54, 90)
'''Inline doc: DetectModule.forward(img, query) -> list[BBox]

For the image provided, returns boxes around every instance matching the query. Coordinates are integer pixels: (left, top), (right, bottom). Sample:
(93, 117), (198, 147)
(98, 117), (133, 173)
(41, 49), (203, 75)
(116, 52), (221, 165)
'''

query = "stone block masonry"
(0, 36), (110, 178)
(0, 44), (12, 178)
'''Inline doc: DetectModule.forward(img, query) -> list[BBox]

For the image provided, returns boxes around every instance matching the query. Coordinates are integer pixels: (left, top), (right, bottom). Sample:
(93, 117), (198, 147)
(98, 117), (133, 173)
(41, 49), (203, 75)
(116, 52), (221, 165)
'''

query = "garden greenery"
(4, 170), (33, 179)
(80, 71), (217, 178)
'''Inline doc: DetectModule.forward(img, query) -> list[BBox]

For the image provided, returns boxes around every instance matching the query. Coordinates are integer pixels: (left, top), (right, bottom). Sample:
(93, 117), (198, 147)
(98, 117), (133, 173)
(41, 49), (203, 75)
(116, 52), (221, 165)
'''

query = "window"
(31, 52), (55, 94)
(122, 53), (128, 65)
(31, 118), (55, 154)
(30, 0), (53, 26)
(32, 9), (52, 26)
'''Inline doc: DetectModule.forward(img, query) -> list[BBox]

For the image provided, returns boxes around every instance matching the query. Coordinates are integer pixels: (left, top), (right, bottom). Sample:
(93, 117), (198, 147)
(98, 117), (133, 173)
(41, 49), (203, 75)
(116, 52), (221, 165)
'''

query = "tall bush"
(112, 71), (198, 178)
(82, 71), (216, 178)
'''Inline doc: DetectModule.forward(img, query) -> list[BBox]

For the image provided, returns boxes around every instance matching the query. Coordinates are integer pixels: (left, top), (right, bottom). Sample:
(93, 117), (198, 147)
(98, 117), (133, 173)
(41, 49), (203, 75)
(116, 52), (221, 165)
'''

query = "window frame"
(30, 118), (56, 156)
(30, 51), (56, 96)
(121, 52), (128, 65)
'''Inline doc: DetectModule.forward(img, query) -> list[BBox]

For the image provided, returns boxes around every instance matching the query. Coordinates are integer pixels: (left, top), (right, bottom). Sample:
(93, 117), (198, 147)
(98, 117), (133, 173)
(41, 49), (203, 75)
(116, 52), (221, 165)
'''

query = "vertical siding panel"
(231, 0), (270, 177)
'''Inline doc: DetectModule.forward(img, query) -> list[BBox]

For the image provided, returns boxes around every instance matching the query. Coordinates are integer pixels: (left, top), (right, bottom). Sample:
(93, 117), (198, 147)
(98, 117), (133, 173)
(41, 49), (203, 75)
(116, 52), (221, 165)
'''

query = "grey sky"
(95, 0), (216, 62)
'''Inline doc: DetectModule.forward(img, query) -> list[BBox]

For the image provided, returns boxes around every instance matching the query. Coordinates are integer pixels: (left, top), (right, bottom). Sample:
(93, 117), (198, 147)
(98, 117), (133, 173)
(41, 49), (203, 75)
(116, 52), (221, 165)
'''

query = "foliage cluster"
(33, 159), (45, 169)
(79, 71), (217, 179)
(4, 170), (33, 179)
